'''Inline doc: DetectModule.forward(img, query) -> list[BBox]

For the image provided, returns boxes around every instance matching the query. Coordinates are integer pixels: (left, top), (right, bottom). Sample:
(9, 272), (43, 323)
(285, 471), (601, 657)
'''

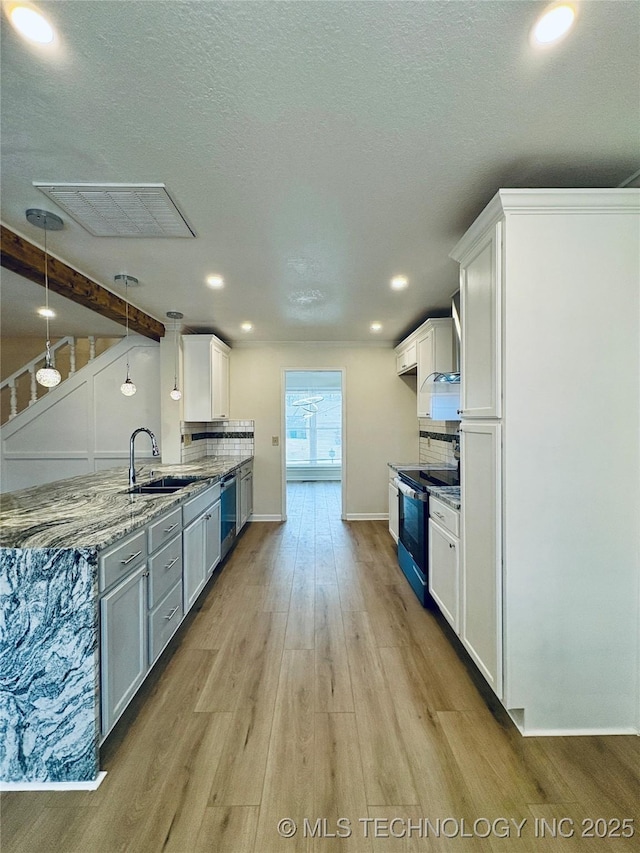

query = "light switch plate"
(272, 436), (279, 446)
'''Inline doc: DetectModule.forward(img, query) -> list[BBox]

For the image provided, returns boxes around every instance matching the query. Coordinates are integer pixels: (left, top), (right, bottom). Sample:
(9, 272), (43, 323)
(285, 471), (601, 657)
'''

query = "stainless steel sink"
(128, 476), (201, 495)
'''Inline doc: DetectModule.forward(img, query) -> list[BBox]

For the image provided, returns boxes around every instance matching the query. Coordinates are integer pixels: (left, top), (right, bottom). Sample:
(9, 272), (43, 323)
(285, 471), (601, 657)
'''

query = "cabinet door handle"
(433, 511), (445, 520)
(163, 522), (179, 534)
(449, 543), (455, 549)
(457, 409), (464, 414)
(120, 550), (143, 566)
(164, 606), (179, 621)
(205, 513), (212, 520)
(164, 556), (179, 571)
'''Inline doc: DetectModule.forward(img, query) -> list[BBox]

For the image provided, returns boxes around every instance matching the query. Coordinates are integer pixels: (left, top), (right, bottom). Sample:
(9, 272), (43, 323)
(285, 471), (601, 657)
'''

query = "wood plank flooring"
(2, 482), (638, 852)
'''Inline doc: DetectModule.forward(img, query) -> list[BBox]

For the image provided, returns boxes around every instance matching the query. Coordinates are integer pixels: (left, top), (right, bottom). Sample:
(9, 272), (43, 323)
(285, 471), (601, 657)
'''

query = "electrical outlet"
(272, 435), (279, 447)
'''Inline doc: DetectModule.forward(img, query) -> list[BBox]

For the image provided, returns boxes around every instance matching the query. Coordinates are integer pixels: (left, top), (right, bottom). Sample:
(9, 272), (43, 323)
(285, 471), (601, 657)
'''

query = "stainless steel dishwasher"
(220, 472), (237, 558)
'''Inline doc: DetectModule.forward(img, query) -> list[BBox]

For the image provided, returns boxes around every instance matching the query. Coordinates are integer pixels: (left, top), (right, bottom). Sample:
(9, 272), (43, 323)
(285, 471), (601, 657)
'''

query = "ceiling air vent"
(33, 182), (196, 238)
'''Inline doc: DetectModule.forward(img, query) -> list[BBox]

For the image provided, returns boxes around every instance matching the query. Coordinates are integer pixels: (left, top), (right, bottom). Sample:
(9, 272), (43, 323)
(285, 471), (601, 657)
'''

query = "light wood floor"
(2, 482), (638, 852)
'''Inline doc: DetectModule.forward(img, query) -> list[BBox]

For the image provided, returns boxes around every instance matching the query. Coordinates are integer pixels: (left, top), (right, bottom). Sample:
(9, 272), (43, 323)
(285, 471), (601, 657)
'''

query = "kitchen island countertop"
(0, 456), (252, 550)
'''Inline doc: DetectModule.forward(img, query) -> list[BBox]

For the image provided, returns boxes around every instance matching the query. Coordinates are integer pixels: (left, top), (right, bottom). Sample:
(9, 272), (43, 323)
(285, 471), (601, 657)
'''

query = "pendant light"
(115, 274), (138, 396)
(26, 209), (64, 388)
(166, 311), (183, 400)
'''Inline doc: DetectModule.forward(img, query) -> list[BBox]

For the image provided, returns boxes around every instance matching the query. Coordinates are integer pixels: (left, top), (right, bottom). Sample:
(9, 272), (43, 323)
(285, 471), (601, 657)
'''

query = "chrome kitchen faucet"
(129, 427), (160, 487)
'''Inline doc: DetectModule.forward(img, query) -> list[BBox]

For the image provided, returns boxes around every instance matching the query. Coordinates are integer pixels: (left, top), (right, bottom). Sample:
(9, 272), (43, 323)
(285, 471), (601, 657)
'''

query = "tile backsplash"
(181, 420), (254, 463)
(419, 419), (459, 467)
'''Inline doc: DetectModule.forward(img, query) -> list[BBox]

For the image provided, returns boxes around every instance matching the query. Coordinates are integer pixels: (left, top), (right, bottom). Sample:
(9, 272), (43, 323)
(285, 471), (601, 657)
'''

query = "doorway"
(282, 370), (344, 520)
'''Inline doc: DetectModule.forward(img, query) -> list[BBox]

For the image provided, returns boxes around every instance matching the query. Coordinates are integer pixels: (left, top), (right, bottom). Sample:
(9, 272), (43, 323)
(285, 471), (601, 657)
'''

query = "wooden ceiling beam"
(1, 225), (165, 341)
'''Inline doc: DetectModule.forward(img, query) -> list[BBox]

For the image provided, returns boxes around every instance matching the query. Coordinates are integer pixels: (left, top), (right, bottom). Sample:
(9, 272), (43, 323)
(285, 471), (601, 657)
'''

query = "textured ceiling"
(1, 1), (638, 343)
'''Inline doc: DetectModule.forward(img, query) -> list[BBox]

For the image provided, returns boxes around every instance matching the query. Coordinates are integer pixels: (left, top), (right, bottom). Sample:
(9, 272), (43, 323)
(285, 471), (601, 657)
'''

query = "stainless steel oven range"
(393, 467), (459, 606)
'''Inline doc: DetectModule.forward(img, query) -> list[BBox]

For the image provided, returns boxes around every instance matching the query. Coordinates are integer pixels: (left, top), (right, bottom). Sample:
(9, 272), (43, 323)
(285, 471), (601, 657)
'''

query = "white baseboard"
(519, 726), (639, 737)
(344, 513), (388, 521)
(249, 514), (284, 522)
(0, 771), (107, 791)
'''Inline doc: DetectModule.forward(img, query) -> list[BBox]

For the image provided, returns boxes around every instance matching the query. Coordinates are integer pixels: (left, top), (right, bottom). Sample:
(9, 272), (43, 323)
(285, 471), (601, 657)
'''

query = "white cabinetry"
(182, 335), (230, 421)
(238, 461), (253, 530)
(100, 562), (148, 737)
(417, 319), (454, 418)
(147, 530), (183, 666)
(388, 469), (399, 543)
(450, 188), (640, 735)
(459, 422), (501, 697)
(99, 505), (187, 738)
(459, 223), (501, 418)
(396, 318), (456, 418)
(396, 341), (417, 374)
(428, 497), (460, 633)
(183, 483), (221, 611)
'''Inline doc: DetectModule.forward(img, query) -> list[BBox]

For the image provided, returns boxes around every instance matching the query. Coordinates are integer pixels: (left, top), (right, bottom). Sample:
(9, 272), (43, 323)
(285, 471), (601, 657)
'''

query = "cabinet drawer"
(149, 581), (183, 666)
(148, 507), (182, 554)
(148, 534), (183, 608)
(429, 497), (459, 537)
(183, 482), (221, 526)
(99, 529), (147, 592)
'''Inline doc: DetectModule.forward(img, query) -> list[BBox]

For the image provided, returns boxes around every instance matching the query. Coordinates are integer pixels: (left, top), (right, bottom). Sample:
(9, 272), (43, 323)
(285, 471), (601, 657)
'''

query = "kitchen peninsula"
(0, 456), (252, 787)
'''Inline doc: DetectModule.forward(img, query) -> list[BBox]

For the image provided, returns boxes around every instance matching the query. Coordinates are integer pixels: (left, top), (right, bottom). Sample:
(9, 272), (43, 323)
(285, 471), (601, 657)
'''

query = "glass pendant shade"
(170, 385), (182, 401)
(36, 363), (61, 388)
(121, 377), (137, 396)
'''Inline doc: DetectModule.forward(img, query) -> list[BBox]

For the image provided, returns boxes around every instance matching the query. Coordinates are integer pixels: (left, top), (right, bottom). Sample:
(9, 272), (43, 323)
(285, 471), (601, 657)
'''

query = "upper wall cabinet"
(396, 340), (417, 374)
(417, 319), (454, 418)
(456, 222), (502, 419)
(396, 318), (455, 418)
(182, 335), (230, 421)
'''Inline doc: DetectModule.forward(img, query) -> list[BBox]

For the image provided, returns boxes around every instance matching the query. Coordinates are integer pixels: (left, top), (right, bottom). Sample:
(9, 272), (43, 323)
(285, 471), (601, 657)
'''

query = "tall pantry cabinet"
(450, 189), (640, 735)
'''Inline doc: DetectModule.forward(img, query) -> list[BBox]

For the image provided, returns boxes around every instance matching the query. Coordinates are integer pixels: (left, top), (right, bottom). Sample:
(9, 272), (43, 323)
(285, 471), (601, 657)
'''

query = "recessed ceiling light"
(241, 322), (253, 332)
(390, 275), (408, 290)
(7, 4), (55, 44)
(37, 307), (55, 318)
(370, 322), (383, 333)
(532, 4), (576, 45)
(206, 274), (224, 288)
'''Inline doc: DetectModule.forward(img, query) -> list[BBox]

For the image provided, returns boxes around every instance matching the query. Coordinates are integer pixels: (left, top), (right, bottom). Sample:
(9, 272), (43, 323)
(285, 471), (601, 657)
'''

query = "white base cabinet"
(459, 421), (501, 698)
(428, 503), (459, 633)
(100, 563), (148, 737)
(237, 460), (253, 531)
(98, 467), (249, 741)
(183, 484), (221, 612)
(388, 475), (399, 543)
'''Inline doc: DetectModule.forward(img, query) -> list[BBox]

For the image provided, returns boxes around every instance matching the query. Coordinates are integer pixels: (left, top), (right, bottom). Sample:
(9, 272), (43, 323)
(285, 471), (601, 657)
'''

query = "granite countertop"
(0, 456), (252, 550)
(427, 485), (461, 511)
(387, 462), (422, 472)
(388, 462), (461, 510)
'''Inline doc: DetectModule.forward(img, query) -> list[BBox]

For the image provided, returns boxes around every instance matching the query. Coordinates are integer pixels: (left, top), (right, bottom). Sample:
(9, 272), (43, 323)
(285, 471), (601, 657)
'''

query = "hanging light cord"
(124, 280), (130, 376)
(43, 220), (52, 362)
(173, 323), (179, 386)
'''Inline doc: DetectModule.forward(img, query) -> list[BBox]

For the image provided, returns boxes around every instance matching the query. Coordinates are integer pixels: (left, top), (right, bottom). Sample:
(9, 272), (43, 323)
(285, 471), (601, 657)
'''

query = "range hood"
(452, 289), (461, 372)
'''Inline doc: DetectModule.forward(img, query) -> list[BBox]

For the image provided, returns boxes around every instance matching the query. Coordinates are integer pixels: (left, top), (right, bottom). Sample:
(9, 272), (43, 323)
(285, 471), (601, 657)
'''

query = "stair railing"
(1, 336), (80, 422)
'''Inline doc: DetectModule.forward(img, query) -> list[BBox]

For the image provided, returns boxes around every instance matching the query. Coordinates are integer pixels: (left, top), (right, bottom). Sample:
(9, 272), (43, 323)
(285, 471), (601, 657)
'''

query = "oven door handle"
(394, 477), (428, 501)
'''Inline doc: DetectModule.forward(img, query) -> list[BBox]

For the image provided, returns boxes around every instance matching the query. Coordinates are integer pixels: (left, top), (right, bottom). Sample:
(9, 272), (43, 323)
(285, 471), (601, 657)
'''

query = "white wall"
(1, 336), (161, 492)
(229, 344), (418, 519)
